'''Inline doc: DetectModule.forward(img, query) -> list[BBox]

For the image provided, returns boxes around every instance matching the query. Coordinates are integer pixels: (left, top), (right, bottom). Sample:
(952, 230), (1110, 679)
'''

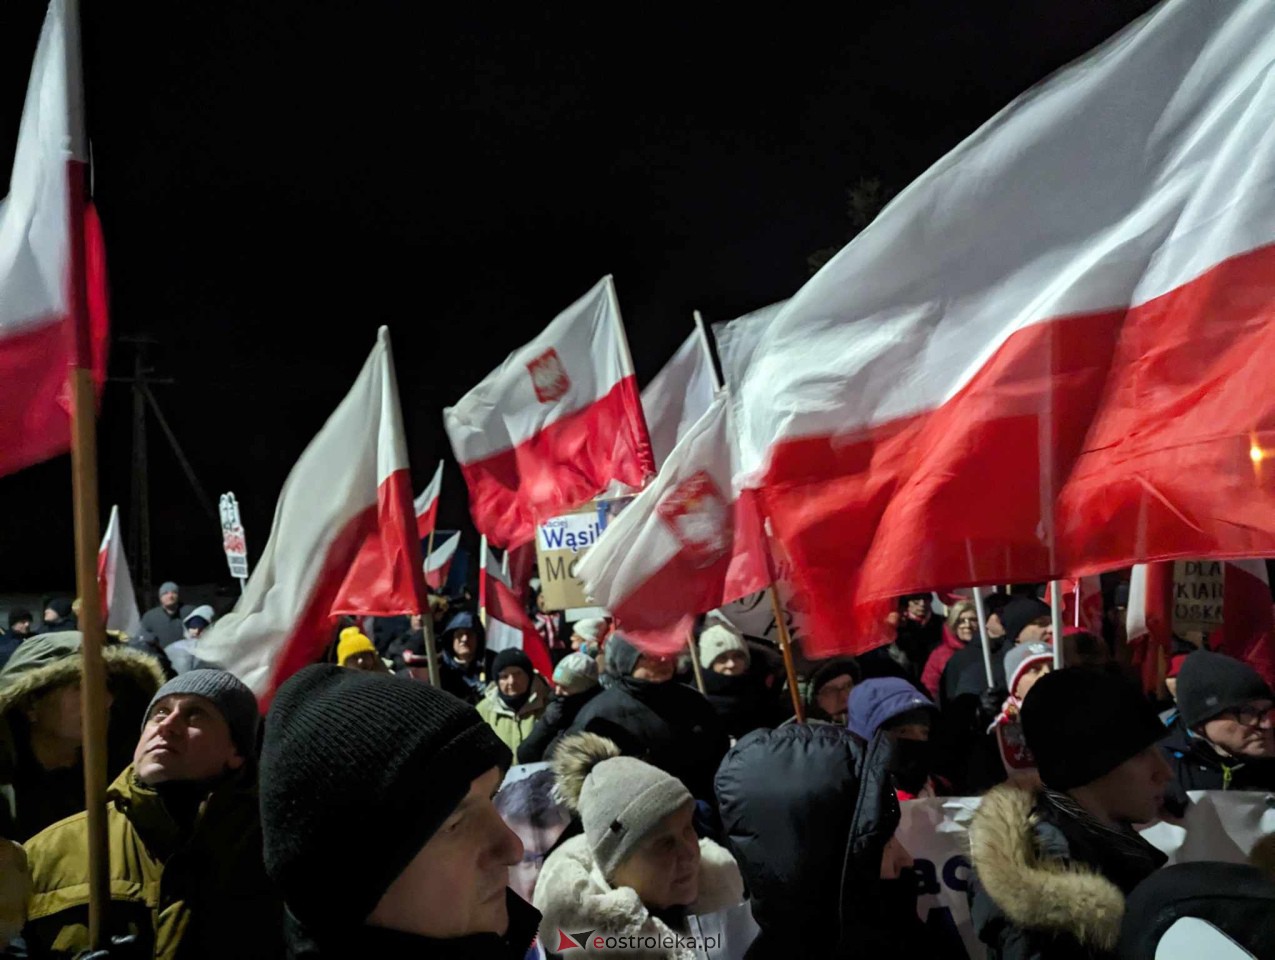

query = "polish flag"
(0, 0), (108, 479)
(483, 566), (554, 680)
(444, 276), (655, 548)
(424, 531), (460, 591)
(199, 328), (426, 709)
(577, 393), (770, 654)
(1060, 576), (1104, 636)
(413, 461), (443, 539)
(1217, 560), (1275, 687)
(642, 329), (717, 469)
(1126, 563), (1175, 694)
(727, 2), (1275, 655)
(96, 504), (140, 638)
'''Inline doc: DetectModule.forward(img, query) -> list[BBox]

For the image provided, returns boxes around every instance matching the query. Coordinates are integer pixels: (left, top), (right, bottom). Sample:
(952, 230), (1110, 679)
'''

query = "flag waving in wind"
(0, 0), (108, 479)
(424, 531), (460, 590)
(199, 328), (425, 708)
(444, 276), (654, 548)
(414, 461), (444, 539)
(97, 504), (140, 638)
(577, 393), (770, 654)
(728, 1), (1275, 654)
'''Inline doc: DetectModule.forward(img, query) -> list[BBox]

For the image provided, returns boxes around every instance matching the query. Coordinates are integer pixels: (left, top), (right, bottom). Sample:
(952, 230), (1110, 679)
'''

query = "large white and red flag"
(443, 276), (654, 548)
(1126, 562), (1175, 693)
(482, 563), (554, 679)
(0, 0), (108, 479)
(413, 460), (443, 540)
(199, 328), (426, 709)
(424, 531), (460, 590)
(96, 504), (140, 638)
(642, 329), (717, 469)
(728, 1), (1275, 655)
(577, 393), (770, 654)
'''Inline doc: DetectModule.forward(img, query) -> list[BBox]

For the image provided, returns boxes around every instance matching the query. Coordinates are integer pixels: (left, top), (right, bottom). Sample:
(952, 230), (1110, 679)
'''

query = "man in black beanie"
(968, 668), (1172, 959)
(259, 664), (539, 958)
(1161, 649), (1275, 808)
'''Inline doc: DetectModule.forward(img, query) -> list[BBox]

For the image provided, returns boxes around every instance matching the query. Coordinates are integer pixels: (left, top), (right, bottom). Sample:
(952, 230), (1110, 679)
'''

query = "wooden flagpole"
(768, 585), (806, 723)
(687, 630), (707, 694)
(62, 0), (110, 946)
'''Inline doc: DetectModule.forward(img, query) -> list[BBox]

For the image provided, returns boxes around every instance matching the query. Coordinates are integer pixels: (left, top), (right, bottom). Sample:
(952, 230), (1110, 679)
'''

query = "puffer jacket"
(22, 764), (283, 960)
(968, 783), (1168, 960)
(477, 673), (552, 753)
(533, 834), (744, 960)
(714, 723), (944, 958)
(0, 632), (165, 841)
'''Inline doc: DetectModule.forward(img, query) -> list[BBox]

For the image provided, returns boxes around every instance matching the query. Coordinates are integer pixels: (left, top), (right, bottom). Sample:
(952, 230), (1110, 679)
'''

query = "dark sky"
(0, 0), (1159, 595)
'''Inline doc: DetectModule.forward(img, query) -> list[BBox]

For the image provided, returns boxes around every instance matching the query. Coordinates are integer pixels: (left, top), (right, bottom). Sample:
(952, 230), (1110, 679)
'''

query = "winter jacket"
(896, 613), (943, 676)
(0, 632), (165, 841)
(567, 677), (729, 803)
(282, 892), (541, 959)
(139, 605), (185, 649)
(0, 634), (26, 672)
(516, 686), (602, 765)
(715, 723), (950, 958)
(699, 661), (784, 741)
(477, 674), (552, 753)
(22, 765), (284, 960)
(969, 784), (1168, 960)
(532, 834), (744, 960)
(1159, 717), (1275, 814)
(922, 625), (967, 699)
(936, 633), (1011, 794)
(438, 612), (495, 705)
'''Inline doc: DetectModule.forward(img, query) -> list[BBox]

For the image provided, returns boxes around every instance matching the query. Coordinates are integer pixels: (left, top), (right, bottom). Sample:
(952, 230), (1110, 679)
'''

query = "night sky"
(0, 1), (1159, 596)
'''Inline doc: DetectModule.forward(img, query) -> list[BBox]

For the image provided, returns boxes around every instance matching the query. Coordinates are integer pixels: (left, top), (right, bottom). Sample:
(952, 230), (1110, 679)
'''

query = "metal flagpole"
(972, 589), (995, 688)
(1050, 581), (1065, 668)
(478, 535), (489, 628)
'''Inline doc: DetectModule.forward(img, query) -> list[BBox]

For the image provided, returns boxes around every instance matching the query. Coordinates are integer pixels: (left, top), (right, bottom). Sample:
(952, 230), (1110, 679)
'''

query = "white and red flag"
(96, 504), (140, 638)
(443, 276), (654, 548)
(0, 0), (108, 479)
(1060, 576), (1104, 636)
(728, 1), (1275, 655)
(482, 562), (554, 679)
(200, 328), (426, 709)
(413, 460), (443, 540)
(424, 531), (460, 591)
(1126, 562), (1175, 693)
(1216, 560), (1275, 687)
(577, 393), (770, 654)
(642, 329), (717, 469)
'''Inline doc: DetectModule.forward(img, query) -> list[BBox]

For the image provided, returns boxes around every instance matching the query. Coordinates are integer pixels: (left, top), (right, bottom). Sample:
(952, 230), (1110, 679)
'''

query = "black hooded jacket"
(714, 723), (948, 958)
(1160, 716), (1275, 814)
(700, 659), (785, 741)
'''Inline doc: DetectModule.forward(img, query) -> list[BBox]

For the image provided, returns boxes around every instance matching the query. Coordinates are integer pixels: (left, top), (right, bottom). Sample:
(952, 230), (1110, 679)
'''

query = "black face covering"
(890, 738), (934, 795)
(498, 688), (532, 713)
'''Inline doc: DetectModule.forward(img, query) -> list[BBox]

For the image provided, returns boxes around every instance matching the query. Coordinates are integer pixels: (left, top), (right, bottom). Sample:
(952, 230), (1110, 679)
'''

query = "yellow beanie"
(337, 628), (377, 666)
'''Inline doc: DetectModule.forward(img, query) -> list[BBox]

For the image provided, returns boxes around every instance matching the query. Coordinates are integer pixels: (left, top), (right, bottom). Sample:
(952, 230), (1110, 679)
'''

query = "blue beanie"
(847, 677), (937, 741)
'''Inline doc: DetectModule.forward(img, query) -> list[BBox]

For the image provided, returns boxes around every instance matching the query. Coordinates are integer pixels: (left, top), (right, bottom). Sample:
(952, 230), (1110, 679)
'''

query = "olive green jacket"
(22, 764), (283, 959)
(476, 674), (551, 754)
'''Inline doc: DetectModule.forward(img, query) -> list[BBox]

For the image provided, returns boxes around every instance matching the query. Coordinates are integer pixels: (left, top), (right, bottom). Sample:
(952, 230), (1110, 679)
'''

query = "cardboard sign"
(535, 499), (633, 611)
(219, 492), (249, 580)
(1173, 560), (1225, 637)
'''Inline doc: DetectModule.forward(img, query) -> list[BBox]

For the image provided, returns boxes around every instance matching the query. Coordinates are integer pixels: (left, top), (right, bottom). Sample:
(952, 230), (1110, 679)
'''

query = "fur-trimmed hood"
(969, 783), (1125, 952)
(533, 834), (744, 960)
(0, 632), (166, 718)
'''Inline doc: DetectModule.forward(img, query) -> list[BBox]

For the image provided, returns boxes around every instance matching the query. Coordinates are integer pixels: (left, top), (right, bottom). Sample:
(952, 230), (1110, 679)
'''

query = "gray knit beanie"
(698, 622), (749, 670)
(144, 669), (260, 759)
(552, 733), (692, 879)
(604, 632), (643, 678)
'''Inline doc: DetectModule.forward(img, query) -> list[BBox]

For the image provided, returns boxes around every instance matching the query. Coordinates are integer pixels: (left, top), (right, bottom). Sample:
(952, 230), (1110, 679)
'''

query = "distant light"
(1252, 445), (1265, 464)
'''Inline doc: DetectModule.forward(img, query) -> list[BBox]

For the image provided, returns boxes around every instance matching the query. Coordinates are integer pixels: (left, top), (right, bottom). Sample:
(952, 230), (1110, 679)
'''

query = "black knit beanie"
(1175, 650), (1273, 729)
(259, 665), (512, 932)
(1020, 668), (1167, 791)
(998, 597), (1052, 645)
(492, 648), (534, 678)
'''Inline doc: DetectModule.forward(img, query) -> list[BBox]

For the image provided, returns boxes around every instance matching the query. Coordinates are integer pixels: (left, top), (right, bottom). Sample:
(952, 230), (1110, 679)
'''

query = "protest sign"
(1172, 560), (1225, 638)
(535, 498), (632, 611)
(219, 492), (249, 583)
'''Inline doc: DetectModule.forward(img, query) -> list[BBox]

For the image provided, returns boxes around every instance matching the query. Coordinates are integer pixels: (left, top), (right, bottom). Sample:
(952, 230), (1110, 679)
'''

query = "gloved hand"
(978, 688), (1008, 724)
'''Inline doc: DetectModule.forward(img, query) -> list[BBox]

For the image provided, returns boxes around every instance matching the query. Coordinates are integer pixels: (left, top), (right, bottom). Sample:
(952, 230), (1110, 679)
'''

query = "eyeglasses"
(1221, 704), (1274, 727)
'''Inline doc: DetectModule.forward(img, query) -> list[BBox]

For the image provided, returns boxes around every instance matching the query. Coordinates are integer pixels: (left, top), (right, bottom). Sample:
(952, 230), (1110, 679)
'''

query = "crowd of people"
(0, 576), (1272, 959)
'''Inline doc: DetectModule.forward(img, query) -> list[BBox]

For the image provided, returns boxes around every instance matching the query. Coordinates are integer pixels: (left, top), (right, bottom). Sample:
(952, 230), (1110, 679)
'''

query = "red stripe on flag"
(762, 242), (1275, 656)
(485, 576), (554, 680)
(459, 376), (651, 548)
